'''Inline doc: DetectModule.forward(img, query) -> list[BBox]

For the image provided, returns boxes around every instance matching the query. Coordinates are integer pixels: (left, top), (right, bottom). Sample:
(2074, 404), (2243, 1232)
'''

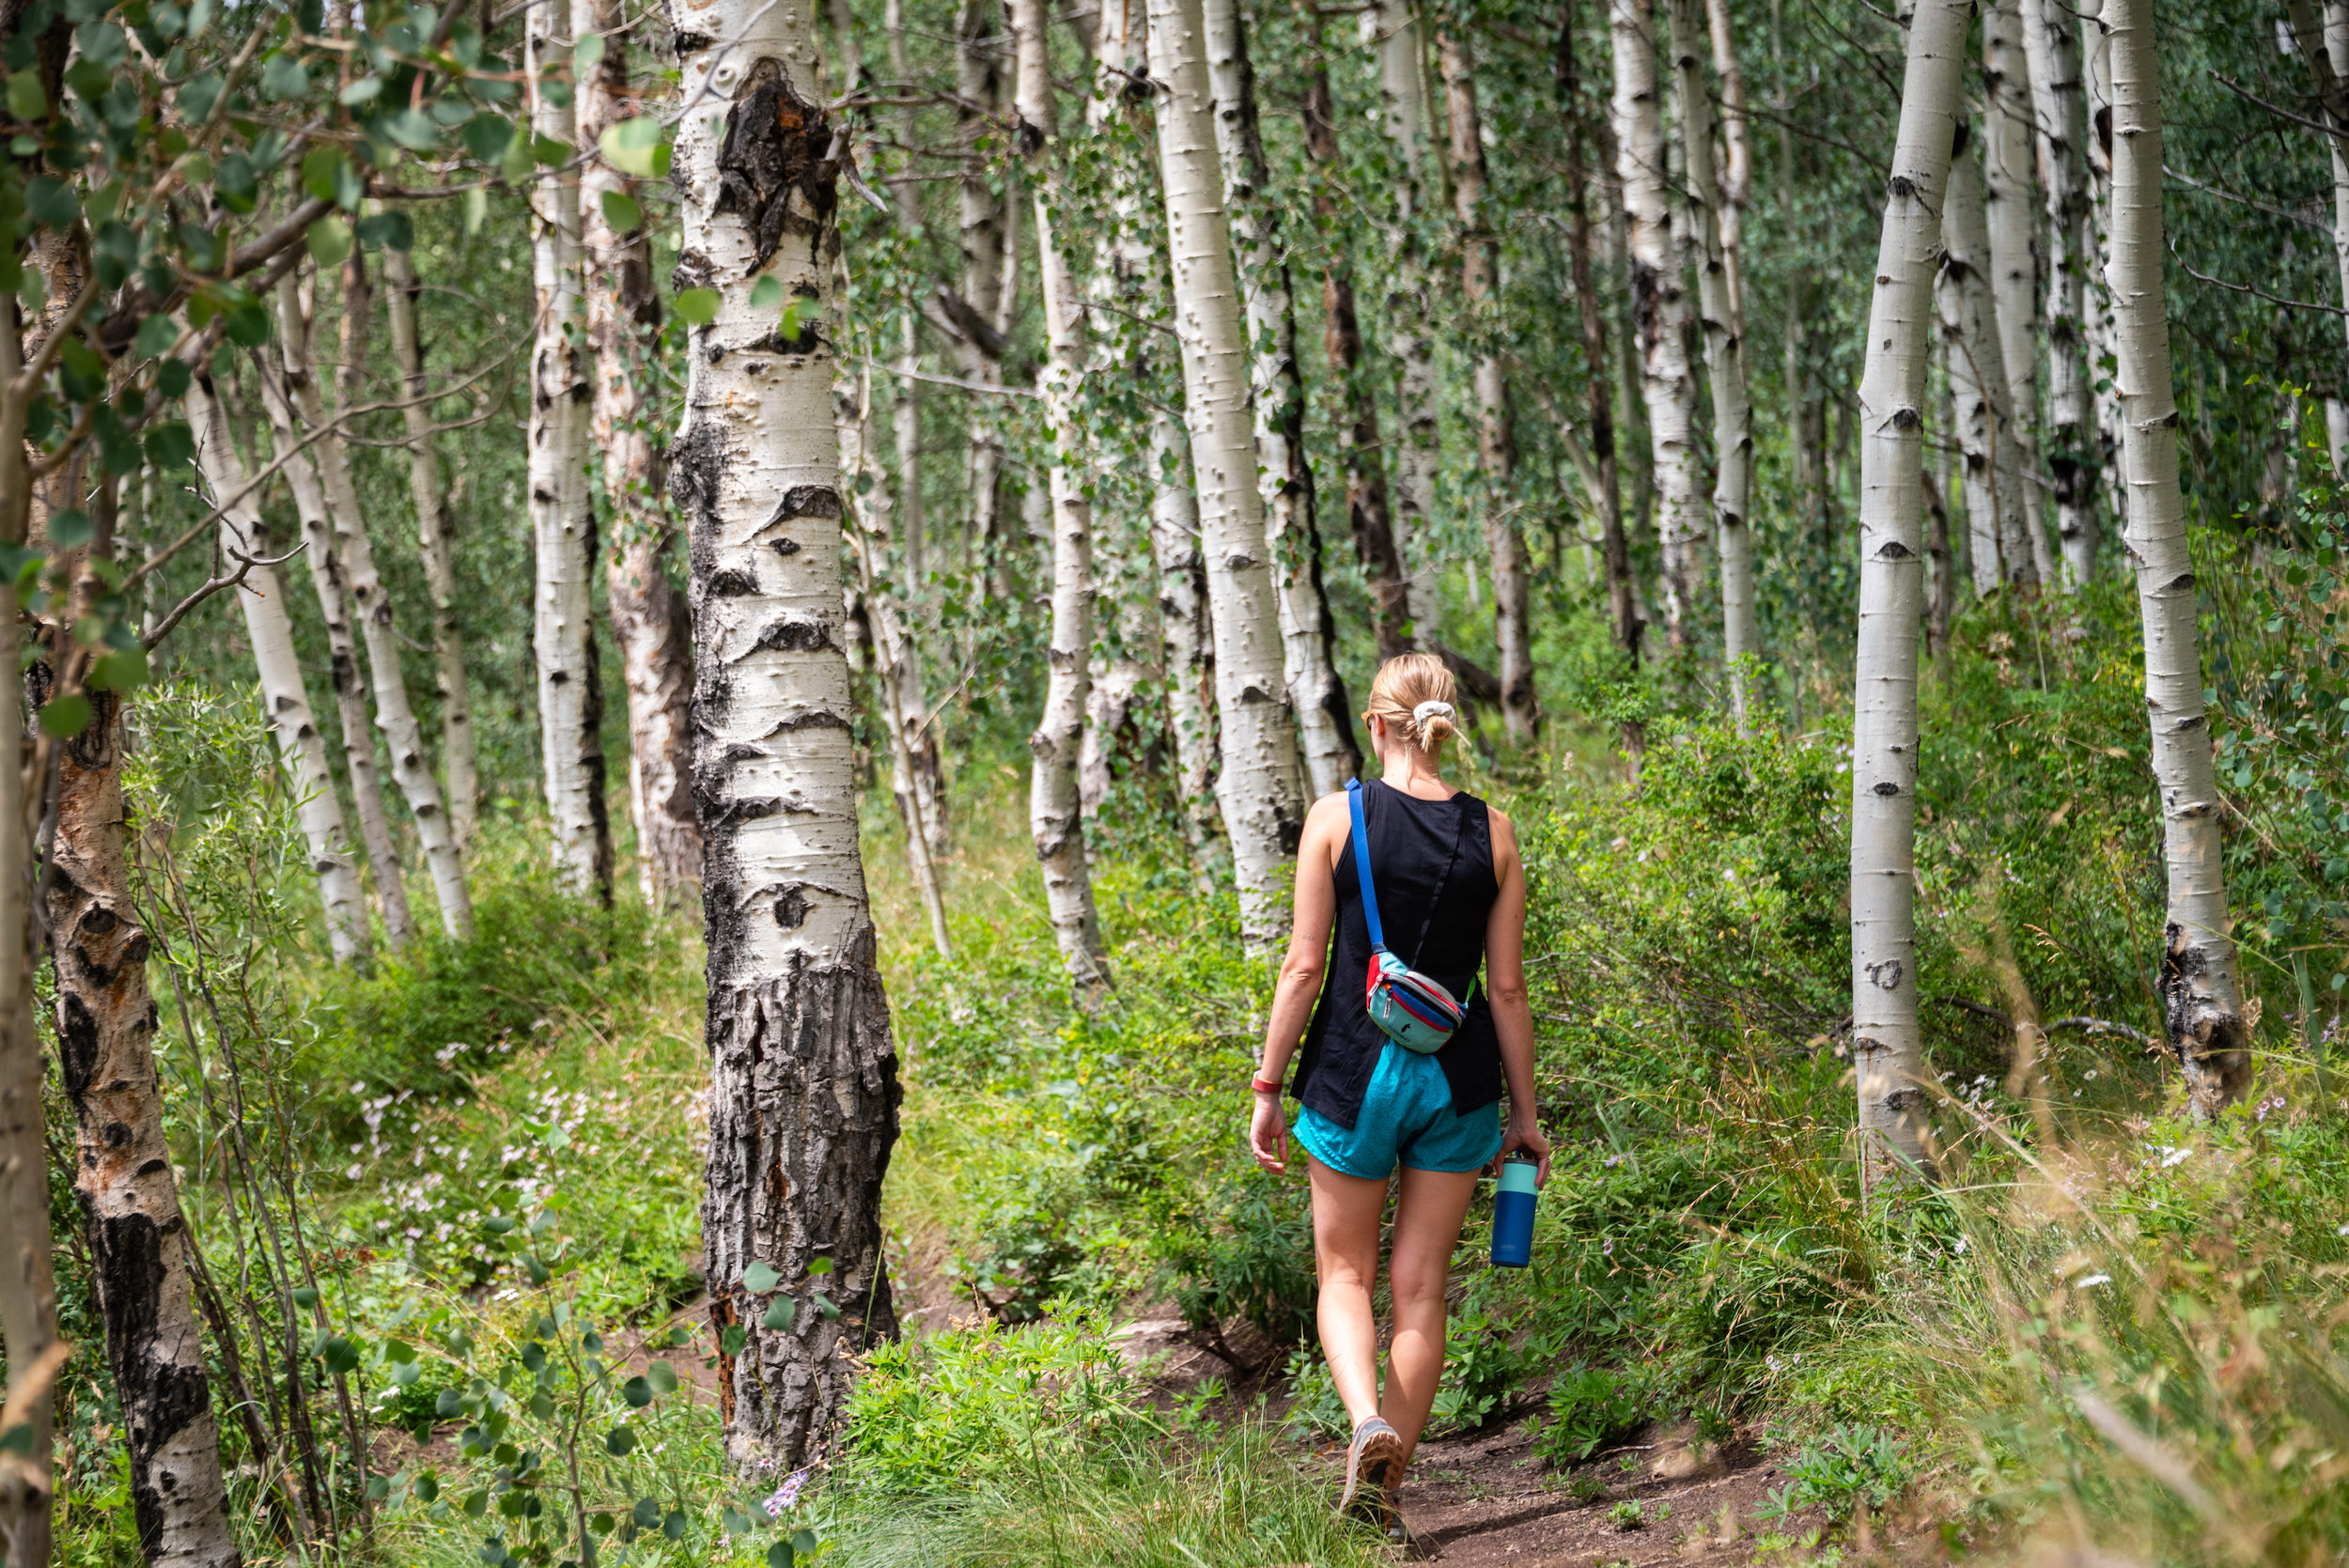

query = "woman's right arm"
(1249, 793), (1346, 1173)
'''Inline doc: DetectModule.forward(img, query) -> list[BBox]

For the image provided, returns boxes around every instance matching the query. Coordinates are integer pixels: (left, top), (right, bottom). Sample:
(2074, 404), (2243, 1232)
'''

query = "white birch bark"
(2281, 2), (2349, 481)
(840, 368), (952, 958)
(1439, 29), (1538, 739)
(252, 289), (416, 955)
(667, 0), (899, 1467)
(1009, 0), (1111, 992)
(1983, 0), (2055, 586)
(530, 0), (614, 902)
(1205, 0), (1361, 785)
(1939, 130), (2039, 597)
(1669, 0), (1759, 732)
(1852, 0), (1970, 1189)
(188, 377), (369, 964)
(1367, 0), (1435, 642)
(298, 264), (474, 939)
(1613, 0), (1703, 647)
(1150, 0), (1307, 948)
(2104, 0), (2250, 1118)
(381, 246), (480, 847)
(2021, 0), (2099, 583)
(1149, 409), (1222, 874)
(1703, 0), (1752, 320)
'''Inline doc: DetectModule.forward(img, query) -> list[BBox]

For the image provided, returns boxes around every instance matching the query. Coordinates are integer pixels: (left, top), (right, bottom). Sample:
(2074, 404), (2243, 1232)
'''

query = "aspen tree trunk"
(2021, 0), (2099, 583)
(303, 259), (474, 939)
(579, 0), (702, 905)
(1938, 129), (2039, 597)
(1983, 0), (2054, 586)
(1440, 30), (1538, 739)
(941, 0), (1014, 586)
(1008, 0), (1111, 993)
(1151, 0), (1308, 948)
(1851, 0), (1969, 1190)
(1149, 410), (1224, 872)
(48, 691), (240, 1568)
(381, 247), (480, 849)
(1368, 0), (1436, 640)
(883, 0), (926, 589)
(0, 562), (49, 1568)
(841, 369), (953, 957)
(254, 286), (415, 955)
(2282, 1), (2349, 476)
(1206, 0), (1361, 790)
(2080, 0), (2124, 525)
(1704, 0), (1752, 318)
(1559, 7), (1640, 672)
(530, 0), (615, 904)
(189, 377), (370, 963)
(668, 0), (901, 1468)
(1300, 7), (1412, 665)
(1613, 0), (1703, 647)
(2104, 0), (2250, 1117)
(1669, 0), (1759, 731)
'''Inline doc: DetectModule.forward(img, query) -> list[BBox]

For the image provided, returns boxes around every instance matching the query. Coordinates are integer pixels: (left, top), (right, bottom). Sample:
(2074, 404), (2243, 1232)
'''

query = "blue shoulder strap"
(1346, 779), (1387, 953)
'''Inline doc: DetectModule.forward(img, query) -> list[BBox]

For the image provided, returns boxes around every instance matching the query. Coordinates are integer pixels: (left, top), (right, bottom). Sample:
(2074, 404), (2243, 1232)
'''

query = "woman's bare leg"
(1308, 1156), (1392, 1428)
(1380, 1164), (1480, 1461)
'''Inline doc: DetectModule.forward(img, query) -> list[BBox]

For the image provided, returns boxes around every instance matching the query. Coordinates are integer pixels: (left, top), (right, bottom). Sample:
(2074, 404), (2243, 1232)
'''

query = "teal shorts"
(1295, 1043), (1504, 1178)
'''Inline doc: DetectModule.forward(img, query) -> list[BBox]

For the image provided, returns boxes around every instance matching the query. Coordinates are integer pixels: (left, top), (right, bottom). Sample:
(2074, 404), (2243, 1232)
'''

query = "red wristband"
(1251, 1076), (1281, 1094)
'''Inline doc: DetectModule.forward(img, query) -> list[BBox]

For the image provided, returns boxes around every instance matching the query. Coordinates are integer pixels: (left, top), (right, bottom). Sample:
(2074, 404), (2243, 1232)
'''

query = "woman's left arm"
(1485, 809), (1552, 1186)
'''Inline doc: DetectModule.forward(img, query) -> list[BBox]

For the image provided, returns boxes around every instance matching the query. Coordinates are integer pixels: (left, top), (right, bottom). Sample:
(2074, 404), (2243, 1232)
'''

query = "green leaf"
(132, 314), (179, 360)
(720, 1325), (747, 1358)
(521, 1252), (550, 1286)
(767, 1544), (795, 1568)
(673, 287), (719, 327)
(156, 361), (192, 400)
(777, 300), (803, 345)
(598, 116), (666, 177)
(321, 1336), (362, 1375)
(338, 76), (383, 105)
(366, 1474), (390, 1501)
(381, 108), (439, 150)
(307, 216), (352, 268)
(292, 1286), (320, 1309)
(415, 1471), (440, 1503)
(463, 186), (488, 236)
(599, 189), (642, 234)
(354, 211), (413, 252)
(761, 1297), (795, 1331)
(461, 114), (515, 163)
(621, 1375), (652, 1408)
(792, 1529), (817, 1555)
(24, 178), (77, 231)
(7, 71), (46, 121)
(805, 1256), (833, 1278)
(663, 1511), (687, 1541)
(605, 1425), (636, 1455)
(749, 275), (784, 311)
(89, 648), (148, 693)
(741, 1261), (781, 1294)
(47, 509), (91, 549)
(0, 1422), (32, 1457)
(646, 1359), (677, 1394)
(260, 52), (309, 101)
(812, 1293), (838, 1323)
(532, 132), (570, 166)
(630, 1497), (661, 1529)
(575, 31), (606, 70)
(144, 420), (195, 470)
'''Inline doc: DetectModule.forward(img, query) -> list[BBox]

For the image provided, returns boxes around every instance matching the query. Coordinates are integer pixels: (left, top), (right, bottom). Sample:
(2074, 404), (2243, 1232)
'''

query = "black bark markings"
(715, 60), (838, 274)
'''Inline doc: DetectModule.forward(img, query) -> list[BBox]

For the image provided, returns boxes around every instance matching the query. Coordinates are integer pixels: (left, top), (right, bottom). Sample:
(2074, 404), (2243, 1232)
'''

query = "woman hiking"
(1247, 653), (1552, 1545)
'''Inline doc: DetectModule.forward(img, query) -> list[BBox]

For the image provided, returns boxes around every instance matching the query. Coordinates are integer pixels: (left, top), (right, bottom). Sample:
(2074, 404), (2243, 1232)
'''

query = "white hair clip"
(1411, 701), (1455, 727)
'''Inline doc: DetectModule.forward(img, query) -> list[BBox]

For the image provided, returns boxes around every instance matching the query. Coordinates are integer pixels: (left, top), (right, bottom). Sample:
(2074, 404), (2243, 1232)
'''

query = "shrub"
(1536, 1365), (1654, 1465)
(1758, 1425), (1910, 1522)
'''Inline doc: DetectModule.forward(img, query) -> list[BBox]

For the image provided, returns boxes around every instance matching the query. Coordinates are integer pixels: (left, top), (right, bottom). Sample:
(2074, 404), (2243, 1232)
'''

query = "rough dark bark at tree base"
(2162, 921), (2250, 1121)
(700, 935), (901, 1469)
(46, 691), (240, 1568)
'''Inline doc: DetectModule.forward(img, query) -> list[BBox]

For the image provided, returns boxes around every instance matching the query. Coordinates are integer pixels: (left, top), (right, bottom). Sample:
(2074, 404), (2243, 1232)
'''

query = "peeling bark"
(1851, 0), (1969, 1190)
(580, 0), (702, 906)
(1149, 0), (1308, 949)
(1668, 0), (1759, 730)
(670, 0), (900, 1470)
(2104, 0), (2249, 1118)
(1205, 0), (1359, 789)
(531, 0), (616, 905)
(46, 678), (239, 1565)
(188, 377), (370, 964)
(1613, 0), (1703, 648)
(1299, 9), (1410, 665)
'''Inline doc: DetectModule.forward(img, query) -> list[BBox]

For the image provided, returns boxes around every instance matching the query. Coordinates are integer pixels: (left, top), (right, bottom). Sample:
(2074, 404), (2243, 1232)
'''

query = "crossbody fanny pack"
(1346, 779), (1468, 1054)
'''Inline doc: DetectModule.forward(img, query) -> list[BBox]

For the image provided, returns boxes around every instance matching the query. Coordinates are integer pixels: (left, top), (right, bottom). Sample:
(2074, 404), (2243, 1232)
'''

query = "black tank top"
(1291, 779), (1504, 1130)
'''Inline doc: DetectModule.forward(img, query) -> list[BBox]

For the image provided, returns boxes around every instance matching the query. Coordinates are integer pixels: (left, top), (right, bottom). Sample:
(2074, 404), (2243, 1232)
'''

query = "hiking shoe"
(1338, 1417), (1406, 1528)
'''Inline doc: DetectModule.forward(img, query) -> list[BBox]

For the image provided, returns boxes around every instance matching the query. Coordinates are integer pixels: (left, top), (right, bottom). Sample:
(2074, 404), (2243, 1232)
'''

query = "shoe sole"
(1339, 1423), (1407, 1527)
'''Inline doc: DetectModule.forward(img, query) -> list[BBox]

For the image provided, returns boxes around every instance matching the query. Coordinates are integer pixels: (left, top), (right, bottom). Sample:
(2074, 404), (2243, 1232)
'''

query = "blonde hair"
(1363, 653), (1459, 755)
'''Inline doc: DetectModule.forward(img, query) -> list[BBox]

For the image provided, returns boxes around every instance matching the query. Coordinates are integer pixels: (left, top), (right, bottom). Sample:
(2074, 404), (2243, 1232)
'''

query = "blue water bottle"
(1490, 1151), (1540, 1268)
